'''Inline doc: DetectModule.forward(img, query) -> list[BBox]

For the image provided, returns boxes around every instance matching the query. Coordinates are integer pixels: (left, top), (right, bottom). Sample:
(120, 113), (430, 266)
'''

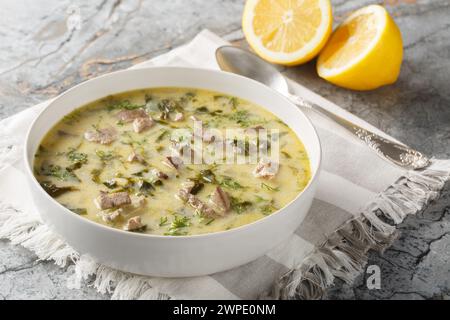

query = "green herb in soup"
(33, 88), (311, 235)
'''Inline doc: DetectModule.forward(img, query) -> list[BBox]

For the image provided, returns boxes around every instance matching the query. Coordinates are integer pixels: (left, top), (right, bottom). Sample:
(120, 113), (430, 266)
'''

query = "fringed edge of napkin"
(0, 133), (449, 299)
(0, 204), (170, 300)
(270, 159), (450, 300)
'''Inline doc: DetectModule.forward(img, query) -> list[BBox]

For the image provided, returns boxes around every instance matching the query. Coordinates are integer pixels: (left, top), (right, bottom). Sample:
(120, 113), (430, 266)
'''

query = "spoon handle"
(287, 93), (430, 170)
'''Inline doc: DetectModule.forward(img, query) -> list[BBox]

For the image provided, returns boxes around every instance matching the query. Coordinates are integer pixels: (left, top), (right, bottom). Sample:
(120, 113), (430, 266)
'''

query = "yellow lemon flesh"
(242, 0), (332, 66)
(317, 5), (403, 90)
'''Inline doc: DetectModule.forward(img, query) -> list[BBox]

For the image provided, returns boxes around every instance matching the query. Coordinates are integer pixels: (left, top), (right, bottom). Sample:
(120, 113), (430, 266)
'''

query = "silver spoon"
(216, 45), (430, 170)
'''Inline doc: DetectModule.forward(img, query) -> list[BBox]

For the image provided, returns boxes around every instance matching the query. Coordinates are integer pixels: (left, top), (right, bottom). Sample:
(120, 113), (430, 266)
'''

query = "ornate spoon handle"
(287, 93), (430, 170)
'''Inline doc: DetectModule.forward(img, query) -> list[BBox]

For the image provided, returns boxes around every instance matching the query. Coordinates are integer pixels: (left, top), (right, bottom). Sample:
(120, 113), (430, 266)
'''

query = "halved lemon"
(242, 0), (332, 66)
(317, 5), (403, 90)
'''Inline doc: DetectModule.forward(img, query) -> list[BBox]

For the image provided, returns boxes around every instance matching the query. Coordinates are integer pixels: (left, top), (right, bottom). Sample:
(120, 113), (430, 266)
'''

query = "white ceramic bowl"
(24, 67), (321, 277)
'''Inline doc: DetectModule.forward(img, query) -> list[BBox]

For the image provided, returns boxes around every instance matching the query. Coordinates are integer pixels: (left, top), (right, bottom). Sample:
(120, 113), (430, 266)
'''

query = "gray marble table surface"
(0, 0), (449, 300)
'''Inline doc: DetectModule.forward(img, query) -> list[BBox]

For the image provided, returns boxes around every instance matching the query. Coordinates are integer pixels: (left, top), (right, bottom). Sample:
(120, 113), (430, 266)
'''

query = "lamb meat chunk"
(98, 208), (123, 223)
(111, 196), (146, 218)
(150, 168), (168, 180)
(116, 108), (147, 123)
(94, 191), (131, 210)
(123, 216), (146, 232)
(84, 127), (117, 145)
(127, 151), (145, 163)
(175, 180), (196, 201)
(202, 206), (217, 218)
(176, 188), (190, 202)
(253, 158), (279, 179)
(162, 156), (183, 170)
(209, 186), (231, 213)
(186, 194), (217, 218)
(98, 195), (145, 222)
(172, 112), (184, 122)
(133, 117), (154, 133)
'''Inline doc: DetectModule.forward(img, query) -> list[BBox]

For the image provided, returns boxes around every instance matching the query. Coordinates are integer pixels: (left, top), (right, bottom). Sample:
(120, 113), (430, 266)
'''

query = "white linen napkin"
(0, 30), (449, 300)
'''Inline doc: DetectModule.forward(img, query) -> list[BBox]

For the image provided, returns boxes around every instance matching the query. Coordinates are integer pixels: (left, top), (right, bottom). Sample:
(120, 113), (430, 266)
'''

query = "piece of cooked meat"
(84, 127), (117, 145)
(175, 180), (196, 201)
(98, 208), (123, 223)
(176, 188), (190, 202)
(173, 112), (184, 122)
(253, 158), (279, 179)
(116, 109), (147, 123)
(209, 186), (231, 213)
(186, 194), (217, 218)
(150, 168), (168, 180)
(174, 181), (216, 217)
(94, 191), (131, 210)
(105, 177), (129, 188)
(127, 151), (145, 163)
(133, 117), (154, 133)
(101, 195), (146, 221)
(162, 156), (183, 170)
(123, 216), (145, 231)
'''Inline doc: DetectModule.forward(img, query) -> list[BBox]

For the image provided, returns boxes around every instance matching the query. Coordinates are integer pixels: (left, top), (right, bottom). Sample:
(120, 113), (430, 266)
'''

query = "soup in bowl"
(25, 67), (321, 277)
(34, 87), (311, 236)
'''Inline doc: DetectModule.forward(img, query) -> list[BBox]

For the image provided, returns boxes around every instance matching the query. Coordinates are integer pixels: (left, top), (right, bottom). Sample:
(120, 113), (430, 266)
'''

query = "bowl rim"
(24, 66), (322, 240)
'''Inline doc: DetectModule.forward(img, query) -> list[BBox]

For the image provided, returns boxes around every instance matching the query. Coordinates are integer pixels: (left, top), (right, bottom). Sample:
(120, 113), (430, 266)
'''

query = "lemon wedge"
(242, 0), (332, 66)
(317, 5), (403, 90)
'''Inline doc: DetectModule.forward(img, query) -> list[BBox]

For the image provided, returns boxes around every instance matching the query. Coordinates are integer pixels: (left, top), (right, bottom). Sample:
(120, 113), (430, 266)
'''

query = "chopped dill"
(69, 207), (87, 215)
(164, 215), (191, 236)
(281, 151), (291, 158)
(90, 168), (103, 183)
(40, 181), (77, 197)
(67, 149), (88, 165)
(230, 197), (252, 214)
(39, 164), (80, 182)
(107, 100), (143, 111)
(155, 129), (169, 142)
(62, 110), (82, 125)
(159, 216), (168, 227)
(219, 176), (244, 190)
(261, 182), (279, 192)
(95, 150), (118, 162)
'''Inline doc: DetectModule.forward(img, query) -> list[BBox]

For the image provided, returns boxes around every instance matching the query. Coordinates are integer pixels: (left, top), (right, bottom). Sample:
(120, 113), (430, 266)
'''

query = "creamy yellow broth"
(34, 88), (310, 235)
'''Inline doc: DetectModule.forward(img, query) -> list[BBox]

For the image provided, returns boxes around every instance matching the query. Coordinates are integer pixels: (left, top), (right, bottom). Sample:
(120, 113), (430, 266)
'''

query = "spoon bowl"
(216, 46), (290, 95)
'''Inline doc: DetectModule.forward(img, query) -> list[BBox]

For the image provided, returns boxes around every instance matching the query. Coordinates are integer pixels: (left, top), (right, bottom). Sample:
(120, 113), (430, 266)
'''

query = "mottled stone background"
(0, 0), (449, 299)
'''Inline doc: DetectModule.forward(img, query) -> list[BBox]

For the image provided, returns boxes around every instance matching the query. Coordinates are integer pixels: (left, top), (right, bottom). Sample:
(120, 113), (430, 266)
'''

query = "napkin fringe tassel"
(0, 205), (78, 267)
(0, 204), (170, 300)
(66, 255), (170, 300)
(272, 159), (450, 300)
